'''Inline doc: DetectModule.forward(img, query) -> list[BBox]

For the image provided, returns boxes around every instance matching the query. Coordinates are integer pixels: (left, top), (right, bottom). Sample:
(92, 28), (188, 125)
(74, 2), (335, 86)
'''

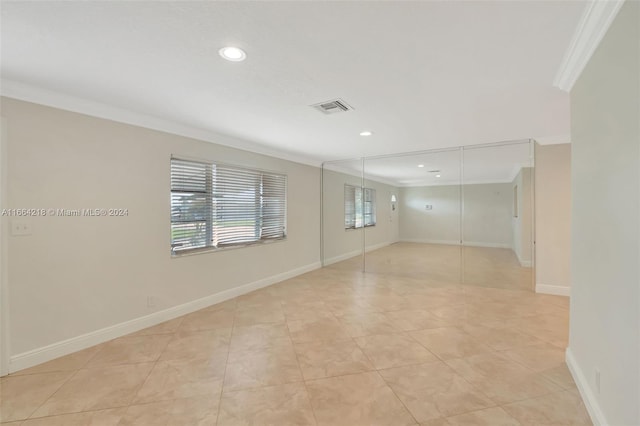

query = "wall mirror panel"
(462, 142), (534, 290)
(321, 158), (364, 277)
(321, 140), (535, 293)
(363, 149), (462, 287)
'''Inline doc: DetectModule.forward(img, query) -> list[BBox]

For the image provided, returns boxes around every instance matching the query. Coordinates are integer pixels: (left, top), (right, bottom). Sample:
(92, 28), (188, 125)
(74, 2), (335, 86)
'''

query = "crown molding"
(554, 0), (625, 92)
(534, 135), (571, 145)
(0, 79), (322, 168)
(322, 162), (400, 188)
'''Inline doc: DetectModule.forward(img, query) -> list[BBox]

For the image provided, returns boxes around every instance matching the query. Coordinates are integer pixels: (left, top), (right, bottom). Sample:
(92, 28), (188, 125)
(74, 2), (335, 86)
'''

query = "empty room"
(0, 1), (638, 425)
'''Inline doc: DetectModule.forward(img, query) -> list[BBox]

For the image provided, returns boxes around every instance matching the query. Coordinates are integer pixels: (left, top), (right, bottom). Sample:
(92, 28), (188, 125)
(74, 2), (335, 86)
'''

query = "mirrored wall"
(321, 140), (534, 291)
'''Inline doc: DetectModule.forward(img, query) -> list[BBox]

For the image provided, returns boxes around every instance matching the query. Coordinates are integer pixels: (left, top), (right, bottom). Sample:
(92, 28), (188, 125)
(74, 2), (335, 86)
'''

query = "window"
(344, 184), (376, 229)
(170, 157), (287, 254)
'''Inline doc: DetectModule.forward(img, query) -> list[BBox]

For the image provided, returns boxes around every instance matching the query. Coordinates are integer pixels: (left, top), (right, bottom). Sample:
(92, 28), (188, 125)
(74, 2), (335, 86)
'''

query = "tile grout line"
(121, 332), (174, 419)
(21, 364), (84, 421)
(214, 298), (237, 426)
(283, 299), (321, 426)
(373, 369), (420, 425)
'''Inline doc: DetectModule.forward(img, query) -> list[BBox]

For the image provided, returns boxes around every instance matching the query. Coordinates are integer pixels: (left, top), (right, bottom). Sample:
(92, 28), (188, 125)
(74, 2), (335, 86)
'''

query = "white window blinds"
(344, 184), (357, 229)
(171, 158), (287, 254)
(344, 184), (376, 229)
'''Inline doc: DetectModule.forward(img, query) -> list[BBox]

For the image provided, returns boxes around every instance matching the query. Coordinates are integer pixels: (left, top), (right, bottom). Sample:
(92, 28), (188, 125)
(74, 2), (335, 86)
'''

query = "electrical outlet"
(11, 220), (31, 236)
(425, 204), (433, 210)
(147, 296), (156, 308)
(595, 369), (601, 394)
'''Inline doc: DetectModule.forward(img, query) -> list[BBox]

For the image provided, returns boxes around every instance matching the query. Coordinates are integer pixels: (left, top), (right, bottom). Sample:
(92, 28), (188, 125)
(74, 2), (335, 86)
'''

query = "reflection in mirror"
(462, 141), (534, 290)
(321, 158), (365, 277)
(363, 149), (462, 286)
(321, 140), (535, 295)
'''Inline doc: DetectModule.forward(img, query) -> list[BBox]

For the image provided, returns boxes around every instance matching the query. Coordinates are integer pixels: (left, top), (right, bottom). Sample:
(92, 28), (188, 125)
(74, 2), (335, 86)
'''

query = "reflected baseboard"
(536, 283), (571, 296)
(323, 242), (392, 266)
(399, 239), (511, 249)
(515, 250), (533, 267)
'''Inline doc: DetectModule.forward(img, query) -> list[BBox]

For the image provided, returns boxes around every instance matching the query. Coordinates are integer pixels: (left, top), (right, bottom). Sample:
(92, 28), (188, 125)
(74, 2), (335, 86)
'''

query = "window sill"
(171, 237), (287, 258)
(344, 224), (377, 231)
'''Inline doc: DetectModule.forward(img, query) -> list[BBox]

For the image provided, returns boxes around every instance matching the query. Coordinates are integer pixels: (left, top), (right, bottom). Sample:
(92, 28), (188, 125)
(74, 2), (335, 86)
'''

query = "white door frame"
(0, 117), (9, 376)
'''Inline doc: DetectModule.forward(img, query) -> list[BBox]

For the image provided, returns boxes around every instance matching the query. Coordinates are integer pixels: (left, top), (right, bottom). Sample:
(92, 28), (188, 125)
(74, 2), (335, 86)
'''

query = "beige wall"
(399, 185), (460, 244)
(535, 143), (571, 294)
(463, 183), (513, 247)
(1, 98), (321, 364)
(321, 168), (399, 264)
(399, 182), (513, 248)
(511, 167), (533, 266)
(569, 1), (639, 424)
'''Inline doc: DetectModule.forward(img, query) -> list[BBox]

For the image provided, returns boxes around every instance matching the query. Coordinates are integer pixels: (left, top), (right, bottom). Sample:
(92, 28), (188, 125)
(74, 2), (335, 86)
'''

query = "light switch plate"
(11, 220), (32, 236)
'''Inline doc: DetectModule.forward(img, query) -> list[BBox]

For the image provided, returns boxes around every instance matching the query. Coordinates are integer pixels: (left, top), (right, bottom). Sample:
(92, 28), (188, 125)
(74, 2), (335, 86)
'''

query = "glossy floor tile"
(305, 371), (416, 426)
(218, 382), (315, 426)
(1, 244), (590, 425)
(378, 361), (495, 422)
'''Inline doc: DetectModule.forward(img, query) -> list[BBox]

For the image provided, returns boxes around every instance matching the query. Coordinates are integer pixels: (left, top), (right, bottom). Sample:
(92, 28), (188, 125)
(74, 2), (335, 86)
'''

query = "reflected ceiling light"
(391, 195), (397, 202)
(359, 131), (372, 136)
(219, 46), (247, 62)
(436, 174), (441, 178)
(417, 164), (424, 168)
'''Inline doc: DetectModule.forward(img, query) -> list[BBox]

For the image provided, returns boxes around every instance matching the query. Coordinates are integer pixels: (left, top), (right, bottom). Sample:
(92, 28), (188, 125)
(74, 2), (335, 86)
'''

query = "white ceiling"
(325, 140), (532, 187)
(1, 1), (585, 163)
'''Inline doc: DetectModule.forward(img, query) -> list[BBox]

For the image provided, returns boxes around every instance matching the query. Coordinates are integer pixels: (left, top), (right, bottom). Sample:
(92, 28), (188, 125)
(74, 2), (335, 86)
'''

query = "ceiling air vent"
(311, 99), (353, 115)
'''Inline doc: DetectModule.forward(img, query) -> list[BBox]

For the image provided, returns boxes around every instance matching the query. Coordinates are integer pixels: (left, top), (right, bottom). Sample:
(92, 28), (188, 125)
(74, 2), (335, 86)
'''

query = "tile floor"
(0, 244), (590, 425)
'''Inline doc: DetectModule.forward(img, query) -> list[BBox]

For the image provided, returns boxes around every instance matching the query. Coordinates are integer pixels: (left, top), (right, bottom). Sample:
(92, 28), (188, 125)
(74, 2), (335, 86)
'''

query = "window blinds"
(171, 158), (287, 254)
(344, 184), (376, 229)
(344, 184), (356, 229)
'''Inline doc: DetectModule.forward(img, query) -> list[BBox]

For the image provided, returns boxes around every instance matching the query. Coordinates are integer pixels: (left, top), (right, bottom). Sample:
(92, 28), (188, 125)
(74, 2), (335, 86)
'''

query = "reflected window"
(344, 184), (376, 229)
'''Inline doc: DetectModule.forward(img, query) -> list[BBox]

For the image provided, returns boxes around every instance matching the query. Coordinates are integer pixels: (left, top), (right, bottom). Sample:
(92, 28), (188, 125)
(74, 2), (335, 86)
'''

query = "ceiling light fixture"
(436, 174), (441, 178)
(417, 164), (425, 168)
(219, 46), (247, 62)
(359, 131), (372, 136)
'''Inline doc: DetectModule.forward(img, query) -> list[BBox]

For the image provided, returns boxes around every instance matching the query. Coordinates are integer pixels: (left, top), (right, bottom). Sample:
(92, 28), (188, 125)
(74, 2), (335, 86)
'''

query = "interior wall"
(399, 185), (460, 245)
(535, 143), (571, 294)
(511, 167), (533, 266)
(1, 98), (321, 365)
(399, 182), (513, 248)
(0, 117), (7, 376)
(322, 168), (399, 264)
(568, 1), (639, 424)
(462, 183), (513, 247)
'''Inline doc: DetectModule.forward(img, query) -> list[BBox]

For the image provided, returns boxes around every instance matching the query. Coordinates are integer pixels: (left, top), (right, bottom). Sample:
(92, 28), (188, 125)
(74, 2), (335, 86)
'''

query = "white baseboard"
(323, 241), (391, 266)
(323, 250), (361, 266)
(535, 283), (571, 297)
(365, 241), (391, 253)
(514, 250), (533, 267)
(400, 239), (511, 249)
(9, 261), (321, 374)
(566, 347), (606, 425)
(401, 238), (460, 246)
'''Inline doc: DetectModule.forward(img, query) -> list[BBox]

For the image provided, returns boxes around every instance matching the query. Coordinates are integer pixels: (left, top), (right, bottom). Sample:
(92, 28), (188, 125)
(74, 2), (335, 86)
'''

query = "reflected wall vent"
(311, 99), (353, 115)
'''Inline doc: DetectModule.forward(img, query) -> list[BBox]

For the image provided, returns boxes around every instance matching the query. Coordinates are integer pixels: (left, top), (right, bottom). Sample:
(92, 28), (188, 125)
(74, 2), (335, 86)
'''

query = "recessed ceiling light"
(436, 174), (441, 178)
(219, 46), (247, 62)
(417, 164), (425, 168)
(359, 131), (372, 136)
